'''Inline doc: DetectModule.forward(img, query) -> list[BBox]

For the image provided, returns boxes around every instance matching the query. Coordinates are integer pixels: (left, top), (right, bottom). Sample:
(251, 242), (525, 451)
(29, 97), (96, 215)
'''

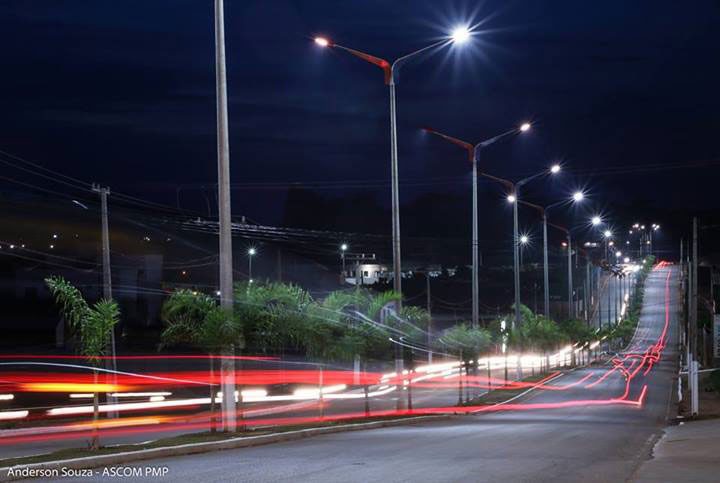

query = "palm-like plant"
(160, 289), (242, 433)
(234, 281), (314, 355)
(45, 276), (119, 450)
(437, 324), (492, 404)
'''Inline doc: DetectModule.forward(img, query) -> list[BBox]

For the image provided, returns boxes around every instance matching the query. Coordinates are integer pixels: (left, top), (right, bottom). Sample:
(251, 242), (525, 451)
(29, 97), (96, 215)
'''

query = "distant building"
(344, 263), (389, 285)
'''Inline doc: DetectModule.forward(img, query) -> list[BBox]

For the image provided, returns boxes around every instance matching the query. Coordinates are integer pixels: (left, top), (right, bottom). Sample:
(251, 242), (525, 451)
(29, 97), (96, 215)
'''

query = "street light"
(315, 30), (466, 311)
(247, 248), (256, 282)
(520, 191), (584, 320)
(215, 0), (236, 432)
(314, 37), (330, 47)
(451, 26), (471, 43)
(340, 243), (348, 278)
(423, 122), (531, 328)
(591, 216), (602, 226)
(519, 235), (529, 269)
(482, 163), (560, 328)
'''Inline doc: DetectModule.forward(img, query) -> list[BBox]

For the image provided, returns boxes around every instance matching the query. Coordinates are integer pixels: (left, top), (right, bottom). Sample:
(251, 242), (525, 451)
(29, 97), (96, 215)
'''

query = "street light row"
(312, 26), (654, 329)
(313, 27), (571, 328)
(313, 26), (474, 314)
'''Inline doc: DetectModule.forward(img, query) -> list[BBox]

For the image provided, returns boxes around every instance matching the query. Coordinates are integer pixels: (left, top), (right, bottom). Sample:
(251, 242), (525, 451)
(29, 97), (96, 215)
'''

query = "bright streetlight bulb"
(451, 27), (470, 43)
(520, 235), (529, 244)
(519, 122), (531, 132)
(615, 251), (622, 257)
(507, 194), (516, 203)
(604, 230), (612, 238)
(550, 164), (561, 174)
(340, 243), (348, 251)
(314, 37), (330, 47)
(248, 248), (256, 256)
(591, 216), (602, 226)
(572, 191), (584, 202)
(624, 257), (630, 263)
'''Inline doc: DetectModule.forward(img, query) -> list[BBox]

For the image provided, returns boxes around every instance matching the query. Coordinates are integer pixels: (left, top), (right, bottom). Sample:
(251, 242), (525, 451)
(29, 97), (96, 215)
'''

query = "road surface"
(41, 265), (678, 482)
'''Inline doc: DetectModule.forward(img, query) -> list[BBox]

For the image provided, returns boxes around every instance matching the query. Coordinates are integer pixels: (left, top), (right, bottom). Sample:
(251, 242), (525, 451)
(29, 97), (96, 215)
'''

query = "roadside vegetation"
(39, 258), (657, 447)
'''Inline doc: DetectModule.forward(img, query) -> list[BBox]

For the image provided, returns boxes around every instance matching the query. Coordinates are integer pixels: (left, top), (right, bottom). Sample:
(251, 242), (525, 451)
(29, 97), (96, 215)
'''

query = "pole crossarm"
(422, 127), (474, 160)
(332, 38), (449, 85)
(332, 44), (392, 84)
(518, 199), (544, 216)
(548, 220), (570, 235)
(480, 171), (514, 191)
(479, 127), (522, 148)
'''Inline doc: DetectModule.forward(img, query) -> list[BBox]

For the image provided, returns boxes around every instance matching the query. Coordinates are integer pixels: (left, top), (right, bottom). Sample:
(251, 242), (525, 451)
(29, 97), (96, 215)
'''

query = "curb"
(0, 415), (454, 481)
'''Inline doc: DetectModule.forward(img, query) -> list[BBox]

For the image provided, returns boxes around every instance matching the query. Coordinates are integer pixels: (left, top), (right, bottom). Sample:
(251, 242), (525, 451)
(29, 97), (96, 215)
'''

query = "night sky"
(1, 1), (719, 248)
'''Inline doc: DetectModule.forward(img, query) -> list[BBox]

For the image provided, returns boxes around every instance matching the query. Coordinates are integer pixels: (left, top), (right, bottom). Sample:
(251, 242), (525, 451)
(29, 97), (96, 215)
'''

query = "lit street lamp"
(315, 28), (469, 310)
(519, 234), (529, 268)
(422, 122), (531, 327)
(484, 165), (561, 328)
(520, 191), (584, 319)
(340, 243), (348, 278)
(248, 248), (256, 282)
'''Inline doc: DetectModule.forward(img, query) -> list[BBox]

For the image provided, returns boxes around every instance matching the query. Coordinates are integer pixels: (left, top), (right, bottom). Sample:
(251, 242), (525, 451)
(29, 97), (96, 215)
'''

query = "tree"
(160, 290), (242, 433)
(436, 324), (492, 404)
(234, 281), (313, 355)
(499, 305), (567, 372)
(45, 276), (119, 450)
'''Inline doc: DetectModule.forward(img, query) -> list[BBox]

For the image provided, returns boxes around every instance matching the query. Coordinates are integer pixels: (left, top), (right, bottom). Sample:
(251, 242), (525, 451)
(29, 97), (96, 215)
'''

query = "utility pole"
(215, 0), (236, 432)
(92, 184), (117, 416)
(691, 217), (699, 415)
(567, 234), (573, 319)
(513, 190), (521, 329)
(426, 271), (433, 363)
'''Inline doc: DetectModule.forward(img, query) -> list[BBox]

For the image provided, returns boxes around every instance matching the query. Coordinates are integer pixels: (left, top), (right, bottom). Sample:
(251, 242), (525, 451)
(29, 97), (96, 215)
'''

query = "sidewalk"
(632, 418), (720, 482)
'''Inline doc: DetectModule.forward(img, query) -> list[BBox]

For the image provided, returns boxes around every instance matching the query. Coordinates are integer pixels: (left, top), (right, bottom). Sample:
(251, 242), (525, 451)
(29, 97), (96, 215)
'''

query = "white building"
(344, 263), (389, 285)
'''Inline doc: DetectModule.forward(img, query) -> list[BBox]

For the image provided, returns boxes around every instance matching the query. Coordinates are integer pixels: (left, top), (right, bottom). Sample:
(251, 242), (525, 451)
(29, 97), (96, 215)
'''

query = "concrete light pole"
(247, 248), (256, 281)
(314, 29), (469, 310)
(422, 123), (531, 327)
(520, 191), (583, 320)
(483, 165), (561, 328)
(92, 184), (117, 416)
(214, 0), (236, 432)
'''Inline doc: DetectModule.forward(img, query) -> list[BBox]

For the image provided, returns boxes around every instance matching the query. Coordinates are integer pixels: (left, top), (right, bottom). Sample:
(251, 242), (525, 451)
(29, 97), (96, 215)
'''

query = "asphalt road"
(43, 265), (678, 483)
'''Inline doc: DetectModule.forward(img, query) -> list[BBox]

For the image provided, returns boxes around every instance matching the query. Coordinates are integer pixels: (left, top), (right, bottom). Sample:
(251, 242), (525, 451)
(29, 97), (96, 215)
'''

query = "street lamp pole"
(422, 124), (530, 328)
(483, 164), (560, 328)
(340, 243), (348, 278)
(214, 0), (236, 433)
(315, 31), (467, 310)
(512, 188), (521, 327)
(520, 191), (583, 320)
(567, 232), (573, 319)
(542, 212), (549, 318)
(247, 248), (256, 281)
